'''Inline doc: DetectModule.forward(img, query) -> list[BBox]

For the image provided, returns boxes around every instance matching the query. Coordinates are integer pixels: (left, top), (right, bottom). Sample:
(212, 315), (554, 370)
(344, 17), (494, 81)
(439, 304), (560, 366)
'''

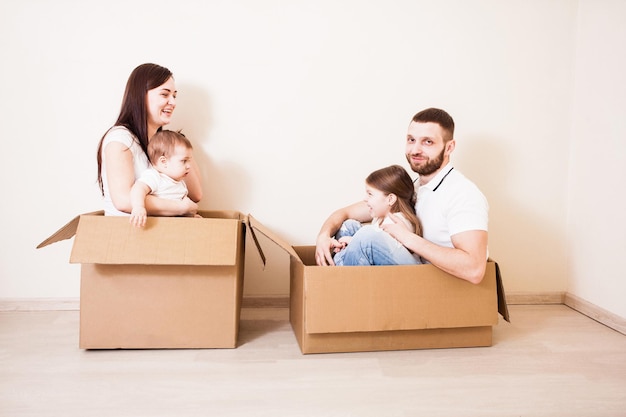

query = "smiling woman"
(96, 63), (203, 216)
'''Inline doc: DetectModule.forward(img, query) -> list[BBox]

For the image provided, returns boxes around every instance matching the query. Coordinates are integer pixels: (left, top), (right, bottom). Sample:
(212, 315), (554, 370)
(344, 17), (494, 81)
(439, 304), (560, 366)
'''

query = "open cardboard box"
(38, 210), (247, 349)
(248, 216), (510, 354)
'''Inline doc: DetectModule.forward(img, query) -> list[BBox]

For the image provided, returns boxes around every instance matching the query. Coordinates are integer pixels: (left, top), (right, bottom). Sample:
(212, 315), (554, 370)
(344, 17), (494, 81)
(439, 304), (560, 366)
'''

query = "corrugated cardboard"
(38, 210), (246, 349)
(249, 216), (510, 354)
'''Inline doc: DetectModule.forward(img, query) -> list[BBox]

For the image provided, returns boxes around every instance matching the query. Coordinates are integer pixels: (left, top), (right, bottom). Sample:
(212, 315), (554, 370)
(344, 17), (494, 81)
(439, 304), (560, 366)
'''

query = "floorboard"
(0, 305), (624, 417)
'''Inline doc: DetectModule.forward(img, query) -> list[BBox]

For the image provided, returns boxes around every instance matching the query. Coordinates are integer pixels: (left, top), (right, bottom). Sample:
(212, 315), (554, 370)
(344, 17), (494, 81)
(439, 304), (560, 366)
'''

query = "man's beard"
(407, 147), (445, 176)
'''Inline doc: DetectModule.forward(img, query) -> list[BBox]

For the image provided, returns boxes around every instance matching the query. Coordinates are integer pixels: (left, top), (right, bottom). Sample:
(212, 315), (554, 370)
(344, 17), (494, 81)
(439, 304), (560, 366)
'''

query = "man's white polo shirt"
(415, 163), (489, 249)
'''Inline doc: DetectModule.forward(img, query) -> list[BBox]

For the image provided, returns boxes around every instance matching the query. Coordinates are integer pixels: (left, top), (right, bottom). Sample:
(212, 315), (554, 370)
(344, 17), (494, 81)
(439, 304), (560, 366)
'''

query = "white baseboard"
(564, 293), (626, 335)
(0, 298), (80, 311)
(0, 297), (290, 311)
(241, 296), (289, 308)
(505, 291), (565, 305)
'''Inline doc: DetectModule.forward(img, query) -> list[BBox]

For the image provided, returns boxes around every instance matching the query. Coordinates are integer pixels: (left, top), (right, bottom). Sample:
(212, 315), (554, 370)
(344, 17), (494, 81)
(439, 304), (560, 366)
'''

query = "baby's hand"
(130, 207), (147, 228)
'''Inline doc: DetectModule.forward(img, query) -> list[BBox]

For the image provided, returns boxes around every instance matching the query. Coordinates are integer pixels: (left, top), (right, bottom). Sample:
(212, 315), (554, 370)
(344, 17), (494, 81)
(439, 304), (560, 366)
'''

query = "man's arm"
(315, 201), (372, 266)
(383, 218), (488, 283)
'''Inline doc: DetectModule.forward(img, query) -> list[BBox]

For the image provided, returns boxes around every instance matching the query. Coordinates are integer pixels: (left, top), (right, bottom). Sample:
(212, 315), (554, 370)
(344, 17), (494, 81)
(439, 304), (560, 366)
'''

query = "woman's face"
(146, 77), (177, 134)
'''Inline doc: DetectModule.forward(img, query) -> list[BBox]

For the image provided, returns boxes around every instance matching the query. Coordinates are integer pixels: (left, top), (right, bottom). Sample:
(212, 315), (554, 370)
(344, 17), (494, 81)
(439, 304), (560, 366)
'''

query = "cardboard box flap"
(198, 210), (245, 221)
(495, 262), (510, 322)
(69, 213), (241, 265)
(36, 210), (104, 249)
(248, 214), (300, 263)
(303, 262), (499, 334)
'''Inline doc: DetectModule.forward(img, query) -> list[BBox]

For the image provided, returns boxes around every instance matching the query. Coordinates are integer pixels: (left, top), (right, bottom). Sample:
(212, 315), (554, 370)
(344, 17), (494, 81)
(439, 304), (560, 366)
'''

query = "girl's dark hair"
(366, 165), (422, 235)
(96, 63), (173, 195)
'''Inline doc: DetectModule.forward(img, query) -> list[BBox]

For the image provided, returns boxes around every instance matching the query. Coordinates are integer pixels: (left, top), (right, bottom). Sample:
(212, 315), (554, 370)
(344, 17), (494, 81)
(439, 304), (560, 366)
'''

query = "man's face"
(405, 121), (452, 180)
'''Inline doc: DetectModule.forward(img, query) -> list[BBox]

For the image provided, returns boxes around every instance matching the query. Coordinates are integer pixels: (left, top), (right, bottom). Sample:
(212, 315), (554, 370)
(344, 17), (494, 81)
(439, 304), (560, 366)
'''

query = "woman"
(97, 63), (202, 216)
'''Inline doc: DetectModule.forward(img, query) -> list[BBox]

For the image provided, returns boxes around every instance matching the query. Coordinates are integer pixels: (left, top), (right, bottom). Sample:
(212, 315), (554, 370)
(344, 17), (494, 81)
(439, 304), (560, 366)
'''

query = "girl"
(97, 63), (202, 216)
(333, 165), (422, 266)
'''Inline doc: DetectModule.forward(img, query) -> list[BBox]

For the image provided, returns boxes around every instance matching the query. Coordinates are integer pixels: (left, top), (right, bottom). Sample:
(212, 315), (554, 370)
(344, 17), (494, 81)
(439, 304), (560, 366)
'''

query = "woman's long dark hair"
(366, 165), (422, 236)
(96, 63), (173, 195)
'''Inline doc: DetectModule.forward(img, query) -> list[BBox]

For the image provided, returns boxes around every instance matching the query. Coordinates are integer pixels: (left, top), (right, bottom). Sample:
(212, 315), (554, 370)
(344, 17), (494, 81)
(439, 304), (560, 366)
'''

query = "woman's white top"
(101, 126), (150, 216)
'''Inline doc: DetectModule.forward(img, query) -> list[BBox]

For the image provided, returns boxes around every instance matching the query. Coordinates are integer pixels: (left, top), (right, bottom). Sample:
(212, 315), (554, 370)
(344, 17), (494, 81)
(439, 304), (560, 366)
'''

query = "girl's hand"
(331, 237), (348, 254)
(338, 236), (352, 245)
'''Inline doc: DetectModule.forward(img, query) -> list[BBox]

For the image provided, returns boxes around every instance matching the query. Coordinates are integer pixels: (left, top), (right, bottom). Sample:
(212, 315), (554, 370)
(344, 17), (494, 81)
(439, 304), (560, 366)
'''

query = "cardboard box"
(38, 210), (246, 349)
(249, 216), (510, 354)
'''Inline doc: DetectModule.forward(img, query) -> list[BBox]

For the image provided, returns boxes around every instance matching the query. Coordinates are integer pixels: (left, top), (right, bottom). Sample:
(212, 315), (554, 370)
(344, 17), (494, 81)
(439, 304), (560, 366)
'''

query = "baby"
(129, 130), (195, 227)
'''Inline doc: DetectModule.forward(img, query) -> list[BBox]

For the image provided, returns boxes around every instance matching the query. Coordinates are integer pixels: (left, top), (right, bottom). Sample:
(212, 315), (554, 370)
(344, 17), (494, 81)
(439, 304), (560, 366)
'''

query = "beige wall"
(0, 1), (623, 319)
(567, 0), (626, 318)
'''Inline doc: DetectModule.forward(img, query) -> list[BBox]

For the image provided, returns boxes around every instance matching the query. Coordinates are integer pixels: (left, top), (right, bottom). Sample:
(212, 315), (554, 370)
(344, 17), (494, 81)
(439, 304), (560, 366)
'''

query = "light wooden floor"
(1, 305), (625, 417)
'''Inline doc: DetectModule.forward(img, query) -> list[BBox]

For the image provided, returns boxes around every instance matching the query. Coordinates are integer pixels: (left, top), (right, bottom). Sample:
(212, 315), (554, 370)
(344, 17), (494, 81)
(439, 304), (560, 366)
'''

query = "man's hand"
(315, 201), (372, 266)
(383, 213), (488, 284)
(381, 213), (413, 241)
(315, 235), (336, 266)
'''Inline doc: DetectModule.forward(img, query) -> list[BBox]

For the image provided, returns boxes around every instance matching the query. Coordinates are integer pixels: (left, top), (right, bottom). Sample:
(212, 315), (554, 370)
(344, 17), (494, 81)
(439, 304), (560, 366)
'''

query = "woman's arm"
(183, 157), (203, 203)
(144, 195), (197, 216)
(105, 142), (135, 213)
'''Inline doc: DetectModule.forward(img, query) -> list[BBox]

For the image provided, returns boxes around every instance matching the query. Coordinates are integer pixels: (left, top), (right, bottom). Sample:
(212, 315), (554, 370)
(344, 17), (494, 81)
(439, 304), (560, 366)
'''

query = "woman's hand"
(180, 196), (199, 216)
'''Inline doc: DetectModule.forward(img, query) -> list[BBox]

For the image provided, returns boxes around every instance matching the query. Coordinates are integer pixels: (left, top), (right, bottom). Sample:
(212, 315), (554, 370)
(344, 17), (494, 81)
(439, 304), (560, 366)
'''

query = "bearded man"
(315, 108), (489, 284)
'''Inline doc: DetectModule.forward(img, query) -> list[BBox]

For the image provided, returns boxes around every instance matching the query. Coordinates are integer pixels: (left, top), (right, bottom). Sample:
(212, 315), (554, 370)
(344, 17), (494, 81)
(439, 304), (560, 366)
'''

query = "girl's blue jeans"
(333, 219), (422, 266)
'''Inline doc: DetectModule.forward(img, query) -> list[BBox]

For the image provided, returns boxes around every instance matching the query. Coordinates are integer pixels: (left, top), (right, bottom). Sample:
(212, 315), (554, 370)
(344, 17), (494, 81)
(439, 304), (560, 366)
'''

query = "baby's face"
(158, 145), (193, 181)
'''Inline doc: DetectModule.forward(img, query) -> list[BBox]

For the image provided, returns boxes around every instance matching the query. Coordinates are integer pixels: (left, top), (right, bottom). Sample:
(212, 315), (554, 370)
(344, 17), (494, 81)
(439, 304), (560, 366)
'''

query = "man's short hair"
(412, 108), (455, 141)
